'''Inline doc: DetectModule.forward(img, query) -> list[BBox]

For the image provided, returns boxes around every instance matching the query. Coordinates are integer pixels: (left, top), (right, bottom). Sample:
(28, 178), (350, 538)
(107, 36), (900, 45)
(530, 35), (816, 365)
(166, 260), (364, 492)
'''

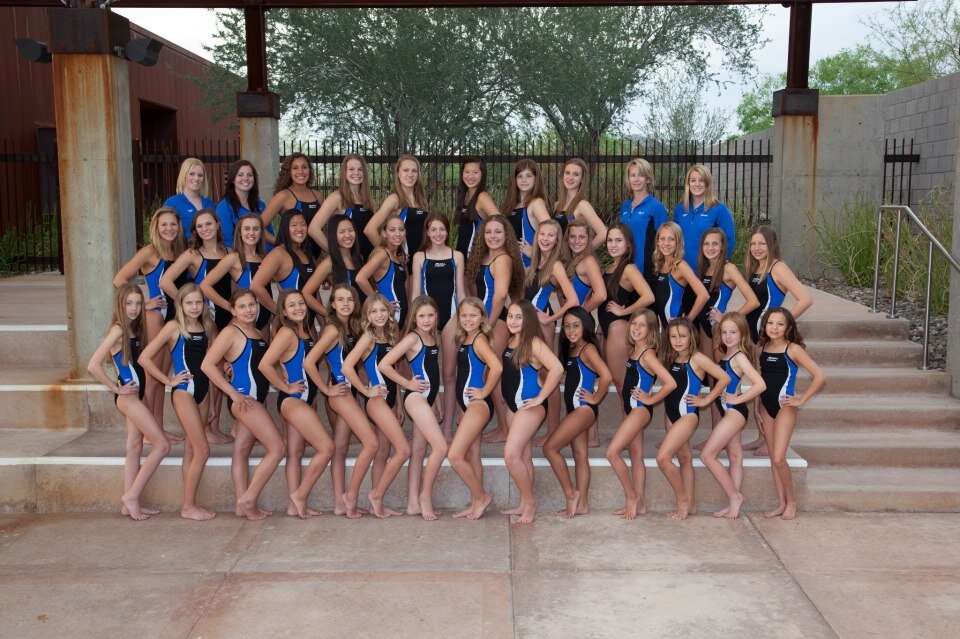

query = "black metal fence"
(882, 138), (919, 206)
(0, 139), (63, 274)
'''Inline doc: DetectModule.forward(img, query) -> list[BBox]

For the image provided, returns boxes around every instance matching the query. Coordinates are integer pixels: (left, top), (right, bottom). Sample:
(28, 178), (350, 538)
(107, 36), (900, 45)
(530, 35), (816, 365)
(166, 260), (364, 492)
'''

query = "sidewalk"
(1, 511), (957, 638)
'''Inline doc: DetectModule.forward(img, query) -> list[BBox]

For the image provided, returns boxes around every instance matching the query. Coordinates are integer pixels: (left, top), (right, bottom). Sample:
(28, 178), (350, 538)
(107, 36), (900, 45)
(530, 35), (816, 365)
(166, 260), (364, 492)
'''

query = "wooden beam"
(0, 0), (905, 8)
(244, 5), (268, 92)
(786, 1), (813, 89)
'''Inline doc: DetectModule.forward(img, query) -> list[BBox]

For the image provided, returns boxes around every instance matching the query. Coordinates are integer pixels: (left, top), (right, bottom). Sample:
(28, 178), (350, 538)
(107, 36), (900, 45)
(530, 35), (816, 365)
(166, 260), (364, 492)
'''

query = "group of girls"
(91, 151), (825, 525)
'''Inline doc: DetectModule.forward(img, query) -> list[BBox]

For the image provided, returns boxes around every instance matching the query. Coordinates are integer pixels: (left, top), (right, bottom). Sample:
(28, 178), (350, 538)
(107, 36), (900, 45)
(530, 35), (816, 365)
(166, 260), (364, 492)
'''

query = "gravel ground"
(806, 277), (948, 370)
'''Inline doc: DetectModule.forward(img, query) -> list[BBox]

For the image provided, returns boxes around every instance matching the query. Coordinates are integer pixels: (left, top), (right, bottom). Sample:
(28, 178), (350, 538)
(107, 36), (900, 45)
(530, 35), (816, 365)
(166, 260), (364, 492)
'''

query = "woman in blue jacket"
(164, 158), (214, 239)
(672, 164), (735, 274)
(619, 158), (669, 282)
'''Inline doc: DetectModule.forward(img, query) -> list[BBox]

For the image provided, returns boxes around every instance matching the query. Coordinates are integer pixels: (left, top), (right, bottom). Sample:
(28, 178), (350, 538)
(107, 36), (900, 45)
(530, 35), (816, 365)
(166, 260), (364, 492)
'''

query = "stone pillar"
(238, 92), (281, 196)
(769, 89), (820, 275)
(948, 123), (960, 397)
(48, 9), (136, 379)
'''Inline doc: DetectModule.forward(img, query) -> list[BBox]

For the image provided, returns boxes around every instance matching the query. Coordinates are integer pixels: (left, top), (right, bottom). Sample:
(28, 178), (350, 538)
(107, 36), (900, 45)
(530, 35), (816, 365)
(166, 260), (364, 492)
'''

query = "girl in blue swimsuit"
(562, 219), (607, 312)
(308, 154), (378, 259)
(501, 159), (551, 267)
(87, 284), (171, 521)
(303, 214), (365, 313)
(357, 213), (409, 328)
(252, 210), (323, 319)
(261, 152), (324, 258)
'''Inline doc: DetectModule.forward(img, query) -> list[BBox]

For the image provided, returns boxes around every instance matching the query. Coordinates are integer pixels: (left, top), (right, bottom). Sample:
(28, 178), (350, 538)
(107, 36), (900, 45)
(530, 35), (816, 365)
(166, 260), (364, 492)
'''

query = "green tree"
(735, 73), (783, 135)
(642, 72), (730, 141)
(865, 0), (960, 86)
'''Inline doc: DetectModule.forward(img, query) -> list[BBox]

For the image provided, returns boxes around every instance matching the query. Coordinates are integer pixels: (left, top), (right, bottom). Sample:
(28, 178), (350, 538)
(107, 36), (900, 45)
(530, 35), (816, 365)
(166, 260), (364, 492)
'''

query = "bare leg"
(502, 406), (545, 523)
(533, 322), (560, 446)
(144, 311), (167, 428)
(542, 407), (593, 519)
(372, 427), (390, 492)
(700, 410), (746, 520)
(120, 423), (145, 516)
(440, 320), (458, 442)
(172, 391), (214, 520)
(483, 322), (510, 443)
(329, 408), (350, 516)
(283, 399), (335, 520)
(117, 396), (171, 520)
(606, 409), (650, 519)
(329, 395), (379, 519)
(284, 417), (311, 516)
(572, 430), (591, 514)
(601, 320), (630, 446)
(405, 394), (449, 520)
(449, 402), (492, 519)
(232, 403), (284, 521)
(766, 407), (799, 520)
(231, 423), (257, 516)
(406, 424), (427, 515)
(366, 398), (411, 519)
(656, 415), (699, 521)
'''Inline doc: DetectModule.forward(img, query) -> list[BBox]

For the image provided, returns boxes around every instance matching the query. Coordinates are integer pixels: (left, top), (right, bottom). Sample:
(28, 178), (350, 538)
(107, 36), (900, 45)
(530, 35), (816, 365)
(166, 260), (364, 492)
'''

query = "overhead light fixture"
(14, 39), (51, 64)
(124, 38), (163, 67)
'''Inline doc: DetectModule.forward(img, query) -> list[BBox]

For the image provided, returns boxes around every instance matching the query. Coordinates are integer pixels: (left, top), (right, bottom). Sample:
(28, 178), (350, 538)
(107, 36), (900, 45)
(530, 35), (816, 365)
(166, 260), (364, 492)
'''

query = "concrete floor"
(1, 512), (958, 638)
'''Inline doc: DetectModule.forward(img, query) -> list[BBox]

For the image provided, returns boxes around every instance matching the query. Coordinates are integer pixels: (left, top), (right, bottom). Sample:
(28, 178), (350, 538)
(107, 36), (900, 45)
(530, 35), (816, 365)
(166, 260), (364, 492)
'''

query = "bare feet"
(343, 492), (361, 519)
(237, 496), (269, 521)
(180, 505), (216, 521)
(163, 430), (184, 444)
(368, 491), (391, 519)
(587, 437), (601, 448)
(122, 505), (159, 516)
(667, 498), (690, 521)
(622, 498), (639, 520)
(205, 430), (231, 445)
(692, 439), (707, 452)
(575, 502), (590, 516)
(781, 502), (797, 520)
(556, 490), (581, 519)
(516, 500), (538, 524)
(419, 493), (439, 521)
(688, 503), (697, 516)
(121, 493), (150, 521)
(384, 507), (403, 517)
(531, 435), (547, 447)
(453, 505), (474, 518)
(234, 505), (271, 518)
(713, 506), (730, 519)
(724, 493), (745, 520)
(467, 493), (493, 520)
(763, 503), (786, 518)
(742, 436), (764, 451)
(754, 443), (770, 457)
(290, 493), (321, 520)
(482, 429), (508, 443)
(406, 504), (422, 516)
(500, 504), (522, 516)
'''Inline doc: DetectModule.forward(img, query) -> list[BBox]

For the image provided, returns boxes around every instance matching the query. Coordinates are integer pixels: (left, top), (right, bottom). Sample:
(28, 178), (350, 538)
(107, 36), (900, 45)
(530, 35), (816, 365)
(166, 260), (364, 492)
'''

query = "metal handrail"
(871, 204), (960, 370)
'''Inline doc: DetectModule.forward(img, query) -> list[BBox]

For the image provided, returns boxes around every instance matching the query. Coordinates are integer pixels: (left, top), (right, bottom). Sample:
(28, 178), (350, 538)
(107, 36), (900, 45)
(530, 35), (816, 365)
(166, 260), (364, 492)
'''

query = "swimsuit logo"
(766, 356), (779, 362)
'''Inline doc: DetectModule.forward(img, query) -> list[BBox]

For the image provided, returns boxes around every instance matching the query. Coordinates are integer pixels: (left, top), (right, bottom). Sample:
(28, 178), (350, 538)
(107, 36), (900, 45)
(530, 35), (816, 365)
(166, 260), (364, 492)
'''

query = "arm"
(454, 251), (467, 303)
(527, 197), (551, 225)
(409, 253), (425, 300)
(688, 352), (730, 407)
(308, 191), (343, 251)
(609, 265), (654, 317)
(138, 324), (188, 388)
(364, 193), (398, 250)
(581, 257), (607, 314)
(114, 246), (153, 288)
(772, 261), (813, 319)
(632, 350), (677, 407)
(544, 263), (577, 324)
(726, 262), (760, 318)
(160, 250), (197, 299)
(577, 201), (608, 250)
(524, 338), (563, 407)
(200, 327), (253, 410)
(783, 344), (826, 407)
(724, 352), (766, 406)
(717, 203), (736, 259)
(260, 190), (294, 237)
(468, 335), (502, 400)
(676, 261), (709, 320)
(304, 327), (350, 397)
(476, 192), (498, 220)
(378, 334), (430, 393)
(200, 253), (240, 312)
(301, 258), (331, 318)
(578, 344), (613, 405)
(85, 325), (136, 394)
(489, 255), (511, 326)
(251, 249), (285, 314)
(258, 328), (306, 396)
(355, 248), (387, 298)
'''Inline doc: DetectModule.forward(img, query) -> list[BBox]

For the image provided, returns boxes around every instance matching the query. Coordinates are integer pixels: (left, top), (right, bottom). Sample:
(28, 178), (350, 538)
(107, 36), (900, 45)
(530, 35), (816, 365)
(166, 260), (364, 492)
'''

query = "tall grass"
(809, 190), (953, 314)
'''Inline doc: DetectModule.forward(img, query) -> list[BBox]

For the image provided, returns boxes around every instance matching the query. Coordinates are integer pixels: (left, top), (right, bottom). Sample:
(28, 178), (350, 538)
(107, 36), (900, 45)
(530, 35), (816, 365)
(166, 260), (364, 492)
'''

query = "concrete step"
(796, 316), (910, 341)
(792, 430), (960, 468)
(801, 466), (960, 512)
(799, 394), (960, 431)
(0, 429), (805, 515)
(797, 367), (951, 395)
(803, 339), (923, 368)
(0, 326), (68, 367)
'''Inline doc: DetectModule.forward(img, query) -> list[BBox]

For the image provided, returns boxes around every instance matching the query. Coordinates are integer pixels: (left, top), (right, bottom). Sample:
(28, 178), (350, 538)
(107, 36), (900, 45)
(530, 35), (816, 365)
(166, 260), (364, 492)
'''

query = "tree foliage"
(642, 72), (730, 141)
(207, 6), (764, 148)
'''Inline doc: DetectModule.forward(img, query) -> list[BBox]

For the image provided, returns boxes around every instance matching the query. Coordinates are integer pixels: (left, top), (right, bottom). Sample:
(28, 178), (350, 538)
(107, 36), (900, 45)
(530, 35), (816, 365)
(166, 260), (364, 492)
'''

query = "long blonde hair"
(697, 227), (728, 295)
(377, 212), (407, 262)
(361, 293), (399, 345)
(627, 308), (659, 352)
(112, 284), (146, 367)
(744, 225), (782, 281)
(718, 311), (754, 360)
(339, 154), (375, 212)
(174, 283), (215, 338)
(680, 164), (719, 212)
(562, 218), (594, 279)
(651, 221), (685, 273)
(404, 295), (441, 352)
(525, 219), (564, 289)
(148, 206), (185, 260)
(394, 154), (429, 211)
(508, 300), (542, 369)
(556, 158), (589, 217)
(175, 158), (211, 199)
(455, 297), (493, 346)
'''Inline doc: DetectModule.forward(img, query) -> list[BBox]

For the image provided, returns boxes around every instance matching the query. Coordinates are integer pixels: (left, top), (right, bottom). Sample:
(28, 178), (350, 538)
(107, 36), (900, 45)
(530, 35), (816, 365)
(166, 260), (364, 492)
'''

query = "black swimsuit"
(421, 248), (458, 330)
(597, 271), (638, 337)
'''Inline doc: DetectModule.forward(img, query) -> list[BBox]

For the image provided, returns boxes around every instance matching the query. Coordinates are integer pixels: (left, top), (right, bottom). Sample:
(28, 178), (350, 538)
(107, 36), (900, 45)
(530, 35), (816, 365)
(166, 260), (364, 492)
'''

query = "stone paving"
(1, 511), (958, 638)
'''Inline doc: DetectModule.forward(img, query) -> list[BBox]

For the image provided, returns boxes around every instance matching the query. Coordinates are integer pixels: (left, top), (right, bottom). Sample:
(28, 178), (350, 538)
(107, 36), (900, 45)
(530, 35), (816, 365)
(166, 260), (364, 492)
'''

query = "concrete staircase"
(0, 278), (957, 514)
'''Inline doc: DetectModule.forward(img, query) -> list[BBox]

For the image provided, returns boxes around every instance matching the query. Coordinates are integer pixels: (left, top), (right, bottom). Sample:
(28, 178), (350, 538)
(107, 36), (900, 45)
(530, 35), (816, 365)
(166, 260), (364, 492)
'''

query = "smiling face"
(688, 170), (706, 198)
(156, 212), (180, 243)
(232, 293), (259, 323)
(427, 219), (448, 247)
(240, 217), (262, 247)
(415, 303), (437, 333)
(563, 163), (583, 192)
(397, 159), (419, 189)
(516, 169), (534, 195)
(194, 212), (218, 243)
(720, 319), (742, 351)
(606, 228), (627, 259)
(336, 219), (356, 250)
(628, 165), (648, 195)
(750, 232), (769, 263)
(701, 231), (723, 261)
(331, 287), (355, 319)
(185, 163), (205, 195)
(484, 220), (505, 251)
(124, 291), (143, 321)
(537, 224), (558, 253)
(462, 162), (482, 190)
(287, 214), (308, 246)
(567, 225), (589, 256)
(669, 324), (691, 354)
(629, 313), (649, 343)
(505, 304), (524, 335)
(657, 226), (677, 257)
(290, 157), (311, 187)
(385, 217), (406, 248)
(234, 165), (254, 193)
(561, 314), (583, 345)
(367, 300), (390, 328)
(283, 293), (308, 323)
(764, 311), (787, 341)
(458, 303), (482, 334)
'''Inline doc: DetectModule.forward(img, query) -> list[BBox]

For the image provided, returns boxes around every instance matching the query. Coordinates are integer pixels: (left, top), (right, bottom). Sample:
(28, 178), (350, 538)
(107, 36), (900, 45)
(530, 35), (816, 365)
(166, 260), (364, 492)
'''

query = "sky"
(115, 2), (893, 135)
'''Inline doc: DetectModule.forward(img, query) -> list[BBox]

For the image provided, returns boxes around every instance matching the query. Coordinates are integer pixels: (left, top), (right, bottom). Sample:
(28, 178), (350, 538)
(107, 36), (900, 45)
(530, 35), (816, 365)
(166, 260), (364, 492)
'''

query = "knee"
(604, 446), (619, 464)
(675, 447), (692, 465)
(573, 447), (589, 465)
(433, 441), (449, 459)
(394, 441), (411, 461)
(365, 440), (381, 457)
(504, 449), (522, 468)
(195, 441), (211, 460)
(727, 448), (743, 465)
(318, 440), (335, 459)
(126, 439), (144, 457)
(700, 449), (716, 465)
(412, 438), (428, 457)
(771, 454), (789, 470)
(334, 439), (349, 457)
(448, 447), (466, 467)
(655, 451), (673, 469)
(266, 442), (286, 461)
(155, 441), (172, 457)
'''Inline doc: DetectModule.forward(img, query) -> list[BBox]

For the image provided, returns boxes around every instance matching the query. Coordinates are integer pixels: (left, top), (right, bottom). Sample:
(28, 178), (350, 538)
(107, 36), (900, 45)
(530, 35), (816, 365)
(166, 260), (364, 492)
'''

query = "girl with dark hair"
(501, 159), (551, 267)
(303, 214), (364, 313)
(258, 290), (335, 520)
(262, 153), (324, 258)
(606, 309), (675, 520)
(553, 158), (607, 246)
(200, 213), (272, 339)
(365, 154), (429, 263)
(499, 300), (564, 524)
(215, 160), (265, 248)
(410, 213), (466, 440)
(252, 210), (323, 318)
(357, 213), (409, 328)
(139, 284), (217, 521)
(542, 307), (613, 519)
(309, 154), (378, 258)
(756, 308), (825, 520)
(693, 228), (759, 343)
(455, 157), (500, 257)
(657, 318), (728, 521)
(87, 285), (171, 521)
